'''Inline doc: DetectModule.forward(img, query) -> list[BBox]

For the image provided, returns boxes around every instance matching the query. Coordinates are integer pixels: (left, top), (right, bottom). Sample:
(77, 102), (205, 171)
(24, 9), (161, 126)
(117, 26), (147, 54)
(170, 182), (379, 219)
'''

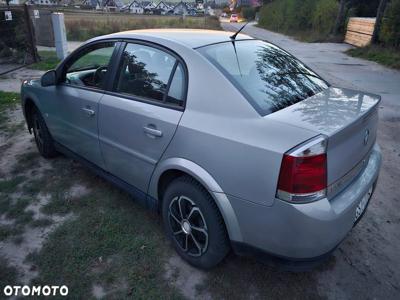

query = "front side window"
(198, 40), (329, 116)
(63, 42), (116, 89)
(115, 43), (177, 102)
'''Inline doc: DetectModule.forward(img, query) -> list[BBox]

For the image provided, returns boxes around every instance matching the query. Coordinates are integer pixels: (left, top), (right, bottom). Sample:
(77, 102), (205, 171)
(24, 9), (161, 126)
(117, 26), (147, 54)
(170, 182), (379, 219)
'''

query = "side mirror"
(41, 70), (57, 87)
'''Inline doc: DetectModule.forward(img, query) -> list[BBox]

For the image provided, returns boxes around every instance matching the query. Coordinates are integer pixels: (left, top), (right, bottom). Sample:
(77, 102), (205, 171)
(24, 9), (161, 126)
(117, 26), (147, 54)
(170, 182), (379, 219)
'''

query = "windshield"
(198, 40), (329, 116)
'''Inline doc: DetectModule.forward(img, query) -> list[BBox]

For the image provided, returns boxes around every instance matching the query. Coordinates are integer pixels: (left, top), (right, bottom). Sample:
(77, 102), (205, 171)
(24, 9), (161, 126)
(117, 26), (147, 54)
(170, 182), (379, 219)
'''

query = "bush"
(312, 0), (339, 35)
(242, 6), (257, 20)
(380, 0), (400, 48)
(347, 45), (400, 69)
(258, 0), (338, 41)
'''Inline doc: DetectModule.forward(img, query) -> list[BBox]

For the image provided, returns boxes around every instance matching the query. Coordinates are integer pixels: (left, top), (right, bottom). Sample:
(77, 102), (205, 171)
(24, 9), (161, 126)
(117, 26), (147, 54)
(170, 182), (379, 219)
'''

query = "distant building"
(155, 0), (171, 14)
(101, 0), (124, 11)
(214, 0), (229, 5)
(1, 0), (22, 4)
(236, 0), (261, 7)
(173, 1), (188, 15)
(127, 0), (144, 13)
(142, 1), (156, 11)
(82, 0), (101, 9)
(28, 0), (58, 5)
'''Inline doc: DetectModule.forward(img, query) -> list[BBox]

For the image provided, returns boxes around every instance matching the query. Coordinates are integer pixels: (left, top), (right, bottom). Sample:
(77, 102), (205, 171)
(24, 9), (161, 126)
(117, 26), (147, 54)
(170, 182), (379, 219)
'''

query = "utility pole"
(372, 0), (389, 44)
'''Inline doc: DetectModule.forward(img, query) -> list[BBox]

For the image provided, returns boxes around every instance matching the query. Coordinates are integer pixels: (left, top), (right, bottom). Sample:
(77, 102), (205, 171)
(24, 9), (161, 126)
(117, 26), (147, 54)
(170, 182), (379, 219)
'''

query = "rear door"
(98, 41), (186, 193)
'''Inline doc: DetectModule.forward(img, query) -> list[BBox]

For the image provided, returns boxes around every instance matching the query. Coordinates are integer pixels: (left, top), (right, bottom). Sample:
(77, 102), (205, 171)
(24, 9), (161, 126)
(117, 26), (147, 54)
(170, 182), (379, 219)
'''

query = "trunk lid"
(267, 87), (380, 189)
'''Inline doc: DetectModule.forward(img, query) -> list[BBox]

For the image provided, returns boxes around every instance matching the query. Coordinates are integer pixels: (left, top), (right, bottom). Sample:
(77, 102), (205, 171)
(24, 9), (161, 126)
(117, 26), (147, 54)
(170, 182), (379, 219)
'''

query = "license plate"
(355, 186), (373, 222)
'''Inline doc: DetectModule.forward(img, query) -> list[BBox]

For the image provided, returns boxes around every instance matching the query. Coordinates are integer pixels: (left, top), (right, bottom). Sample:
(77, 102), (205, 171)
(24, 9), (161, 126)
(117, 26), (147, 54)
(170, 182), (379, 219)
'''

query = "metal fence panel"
(0, 5), (39, 75)
(30, 7), (55, 47)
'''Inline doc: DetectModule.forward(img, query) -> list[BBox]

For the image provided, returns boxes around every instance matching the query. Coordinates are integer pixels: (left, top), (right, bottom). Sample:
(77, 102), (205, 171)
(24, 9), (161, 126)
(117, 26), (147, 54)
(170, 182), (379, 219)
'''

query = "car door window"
(63, 42), (116, 89)
(166, 63), (185, 106)
(115, 43), (177, 102)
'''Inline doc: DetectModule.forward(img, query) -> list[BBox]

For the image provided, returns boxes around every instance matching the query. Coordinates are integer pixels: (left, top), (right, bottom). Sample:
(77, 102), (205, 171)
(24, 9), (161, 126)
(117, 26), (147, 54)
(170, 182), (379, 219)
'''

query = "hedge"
(381, 0), (400, 47)
(258, 0), (339, 41)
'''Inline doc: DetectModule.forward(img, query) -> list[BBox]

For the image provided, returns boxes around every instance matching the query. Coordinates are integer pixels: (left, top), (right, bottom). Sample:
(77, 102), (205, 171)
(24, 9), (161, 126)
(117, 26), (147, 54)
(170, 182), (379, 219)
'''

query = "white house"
(143, 1), (156, 10)
(155, 1), (170, 14)
(82, 0), (101, 9)
(173, 1), (188, 15)
(2, 0), (22, 4)
(128, 0), (144, 14)
(30, 0), (58, 5)
(102, 0), (124, 11)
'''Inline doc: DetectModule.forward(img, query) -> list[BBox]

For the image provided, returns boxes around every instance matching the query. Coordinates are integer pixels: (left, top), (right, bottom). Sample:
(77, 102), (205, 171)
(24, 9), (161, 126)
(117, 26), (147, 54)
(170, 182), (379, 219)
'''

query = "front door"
(98, 42), (187, 193)
(44, 41), (117, 168)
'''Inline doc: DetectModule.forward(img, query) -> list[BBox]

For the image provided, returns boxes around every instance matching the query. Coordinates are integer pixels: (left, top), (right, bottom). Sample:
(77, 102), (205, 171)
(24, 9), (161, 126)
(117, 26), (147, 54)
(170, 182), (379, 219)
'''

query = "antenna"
(230, 22), (249, 41)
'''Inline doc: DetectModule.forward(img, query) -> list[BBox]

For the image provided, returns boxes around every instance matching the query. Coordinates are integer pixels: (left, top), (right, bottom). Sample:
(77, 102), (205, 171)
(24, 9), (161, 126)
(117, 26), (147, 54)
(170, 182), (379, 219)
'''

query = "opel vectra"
(21, 29), (382, 269)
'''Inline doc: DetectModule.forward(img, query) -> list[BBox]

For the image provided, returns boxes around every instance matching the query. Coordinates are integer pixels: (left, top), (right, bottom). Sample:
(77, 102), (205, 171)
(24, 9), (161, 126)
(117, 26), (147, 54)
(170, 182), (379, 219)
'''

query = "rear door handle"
(143, 126), (163, 137)
(82, 107), (95, 117)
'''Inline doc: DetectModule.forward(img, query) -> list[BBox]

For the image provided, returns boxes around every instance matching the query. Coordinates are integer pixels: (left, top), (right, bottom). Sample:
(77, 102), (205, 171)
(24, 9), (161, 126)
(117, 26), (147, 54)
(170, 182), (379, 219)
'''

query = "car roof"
(104, 29), (253, 49)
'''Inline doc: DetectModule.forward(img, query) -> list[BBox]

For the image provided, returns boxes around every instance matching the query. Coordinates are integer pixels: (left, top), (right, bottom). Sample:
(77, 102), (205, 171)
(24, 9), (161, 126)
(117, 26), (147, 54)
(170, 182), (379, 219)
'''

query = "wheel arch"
(149, 157), (243, 242)
(23, 96), (38, 133)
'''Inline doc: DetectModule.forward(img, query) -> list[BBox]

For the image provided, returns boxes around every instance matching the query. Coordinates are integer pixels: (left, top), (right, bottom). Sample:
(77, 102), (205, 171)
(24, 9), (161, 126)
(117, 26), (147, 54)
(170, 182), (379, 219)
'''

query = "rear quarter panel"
(150, 47), (319, 206)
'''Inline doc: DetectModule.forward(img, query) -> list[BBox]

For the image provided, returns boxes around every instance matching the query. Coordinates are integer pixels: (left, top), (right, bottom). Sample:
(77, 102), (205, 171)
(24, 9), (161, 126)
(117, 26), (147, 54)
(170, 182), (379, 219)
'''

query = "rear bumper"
(227, 143), (382, 261)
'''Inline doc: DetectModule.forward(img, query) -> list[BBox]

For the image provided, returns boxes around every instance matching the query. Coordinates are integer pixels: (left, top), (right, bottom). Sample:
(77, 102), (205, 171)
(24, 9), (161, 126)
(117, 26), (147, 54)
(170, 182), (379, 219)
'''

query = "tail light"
(276, 135), (328, 203)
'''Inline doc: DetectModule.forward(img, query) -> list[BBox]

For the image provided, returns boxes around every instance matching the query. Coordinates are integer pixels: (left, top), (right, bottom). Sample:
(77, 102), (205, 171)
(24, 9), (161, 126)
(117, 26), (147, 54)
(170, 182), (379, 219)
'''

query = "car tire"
(162, 175), (230, 269)
(31, 107), (58, 158)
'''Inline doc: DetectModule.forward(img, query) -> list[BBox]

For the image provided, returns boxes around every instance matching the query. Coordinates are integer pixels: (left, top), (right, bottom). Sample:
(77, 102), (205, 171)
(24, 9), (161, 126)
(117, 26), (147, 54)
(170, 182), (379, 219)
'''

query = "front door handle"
(143, 126), (163, 137)
(82, 107), (95, 117)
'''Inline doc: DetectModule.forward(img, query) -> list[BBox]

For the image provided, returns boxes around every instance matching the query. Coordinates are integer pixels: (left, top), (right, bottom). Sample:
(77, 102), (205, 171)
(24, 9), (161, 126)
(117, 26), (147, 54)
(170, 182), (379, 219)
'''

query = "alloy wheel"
(168, 195), (209, 257)
(33, 115), (43, 151)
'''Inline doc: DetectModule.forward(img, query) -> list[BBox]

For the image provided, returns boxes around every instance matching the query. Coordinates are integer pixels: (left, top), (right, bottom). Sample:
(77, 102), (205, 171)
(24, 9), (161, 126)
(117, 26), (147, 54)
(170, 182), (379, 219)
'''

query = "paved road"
(221, 22), (400, 299)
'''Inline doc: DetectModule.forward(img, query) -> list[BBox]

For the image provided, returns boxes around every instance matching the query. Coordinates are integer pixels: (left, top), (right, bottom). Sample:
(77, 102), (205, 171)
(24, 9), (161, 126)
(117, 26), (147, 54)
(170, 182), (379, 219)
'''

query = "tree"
(332, 0), (348, 35)
(380, 0), (400, 47)
(372, 0), (389, 43)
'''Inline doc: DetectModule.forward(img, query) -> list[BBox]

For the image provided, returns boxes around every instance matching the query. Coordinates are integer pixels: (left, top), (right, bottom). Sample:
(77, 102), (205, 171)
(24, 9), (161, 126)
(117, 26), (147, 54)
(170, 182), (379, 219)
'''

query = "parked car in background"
(230, 13), (238, 22)
(21, 29), (381, 269)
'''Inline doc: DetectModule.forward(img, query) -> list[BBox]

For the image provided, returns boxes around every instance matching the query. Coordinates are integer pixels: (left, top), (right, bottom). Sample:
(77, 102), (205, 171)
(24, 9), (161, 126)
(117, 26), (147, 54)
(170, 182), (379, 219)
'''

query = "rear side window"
(198, 40), (329, 116)
(115, 43), (178, 103)
(166, 63), (185, 106)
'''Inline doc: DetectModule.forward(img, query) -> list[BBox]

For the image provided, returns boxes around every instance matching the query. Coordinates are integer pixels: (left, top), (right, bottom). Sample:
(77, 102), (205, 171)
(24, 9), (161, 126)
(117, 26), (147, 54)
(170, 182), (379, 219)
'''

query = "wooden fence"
(345, 17), (376, 47)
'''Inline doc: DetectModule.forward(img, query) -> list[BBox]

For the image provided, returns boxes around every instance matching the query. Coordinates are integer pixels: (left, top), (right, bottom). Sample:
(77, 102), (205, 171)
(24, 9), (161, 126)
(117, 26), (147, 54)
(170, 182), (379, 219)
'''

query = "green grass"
(31, 218), (54, 228)
(0, 176), (26, 194)
(0, 91), (19, 127)
(0, 91), (19, 111)
(0, 225), (18, 241)
(0, 144), (183, 297)
(29, 51), (60, 71)
(28, 176), (183, 298)
(346, 45), (400, 69)
(0, 193), (35, 241)
(0, 91), (24, 140)
(0, 257), (19, 288)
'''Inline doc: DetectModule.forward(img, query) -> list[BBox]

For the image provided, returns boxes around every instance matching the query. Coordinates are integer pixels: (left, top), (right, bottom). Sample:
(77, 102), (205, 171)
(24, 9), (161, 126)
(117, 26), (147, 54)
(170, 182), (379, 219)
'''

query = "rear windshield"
(198, 40), (329, 116)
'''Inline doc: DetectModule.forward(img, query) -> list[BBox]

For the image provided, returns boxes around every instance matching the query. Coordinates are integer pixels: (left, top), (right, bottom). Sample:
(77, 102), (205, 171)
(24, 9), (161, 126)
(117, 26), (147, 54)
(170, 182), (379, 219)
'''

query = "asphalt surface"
(221, 22), (400, 299)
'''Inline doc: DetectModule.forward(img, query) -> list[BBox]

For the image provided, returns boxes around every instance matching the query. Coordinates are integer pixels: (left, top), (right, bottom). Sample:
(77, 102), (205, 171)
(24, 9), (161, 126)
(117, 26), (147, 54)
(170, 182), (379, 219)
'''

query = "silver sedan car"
(21, 29), (382, 269)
